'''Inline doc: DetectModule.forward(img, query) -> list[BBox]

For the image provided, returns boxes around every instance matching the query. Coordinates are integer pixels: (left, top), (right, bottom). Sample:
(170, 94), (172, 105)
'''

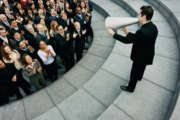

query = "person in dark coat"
(0, 27), (10, 47)
(0, 59), (16, 105)
(59, 11), (69, 31)
(73, 22), (86, 62)
(9, 19), (23, 38)
(47, 9), (59, 26)
(74, 7), (86, 26)
(35, 9), (47, 24)
(54, 25), (74, 71)
(23, 24), (37, 50)
(107, 5), (158, 92)
(36, 24), (50, 45)
(0, 14), (11, 34)
(9, 32), (25, 50)
(18, 40), (36, 58)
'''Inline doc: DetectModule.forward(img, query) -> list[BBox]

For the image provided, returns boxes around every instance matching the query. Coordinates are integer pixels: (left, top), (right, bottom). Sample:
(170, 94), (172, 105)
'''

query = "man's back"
(130, 22), (158, 65)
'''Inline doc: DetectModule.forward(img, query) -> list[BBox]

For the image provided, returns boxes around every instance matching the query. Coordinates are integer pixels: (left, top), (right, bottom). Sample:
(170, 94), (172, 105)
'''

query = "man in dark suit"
(54, 25), (74, 71)
(24, 24), (37, 50)
(74, 7), (86, 26)
(36, 24), (50, 45)
(73, 22), (86, 62)
(107, 6), (158, 92)
(54, 25), (67, 61)
(47, 9), (59, 26)
(0, 14), (11, 32)
(0, 27), (10, 46)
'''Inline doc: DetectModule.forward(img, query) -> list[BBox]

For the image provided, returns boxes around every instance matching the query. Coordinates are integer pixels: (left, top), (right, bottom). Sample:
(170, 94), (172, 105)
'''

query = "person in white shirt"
(37, 40), (58, 81)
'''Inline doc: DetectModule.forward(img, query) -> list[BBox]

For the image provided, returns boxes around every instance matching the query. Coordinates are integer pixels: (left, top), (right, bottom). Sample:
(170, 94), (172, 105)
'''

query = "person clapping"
(37, 40), (58, 81)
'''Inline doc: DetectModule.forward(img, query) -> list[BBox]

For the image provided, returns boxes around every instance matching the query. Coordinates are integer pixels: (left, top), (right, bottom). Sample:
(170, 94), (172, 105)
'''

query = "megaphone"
(105, 17), (139, 29)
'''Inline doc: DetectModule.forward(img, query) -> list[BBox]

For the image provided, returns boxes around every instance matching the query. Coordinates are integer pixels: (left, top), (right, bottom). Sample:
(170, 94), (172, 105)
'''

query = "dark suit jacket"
(36, 32), (49, 45)
(0, 63), (17, 86)
(74, 13), (86, 26)
(58, 18), (68, 29)
(48, 16), (59, 24)
(23, 30), (37, 50)
(113, 22), (158, 65)
(54, 33), (67, 55)
(73, 29), (85, 52)
(0, 21), (11, 32)
(0, 36), (11, 47)
(9, 38), (22, 50)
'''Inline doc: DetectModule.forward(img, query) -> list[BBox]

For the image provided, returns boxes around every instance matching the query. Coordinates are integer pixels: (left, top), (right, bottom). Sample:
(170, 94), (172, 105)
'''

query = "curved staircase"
(1, 0), (180, 120)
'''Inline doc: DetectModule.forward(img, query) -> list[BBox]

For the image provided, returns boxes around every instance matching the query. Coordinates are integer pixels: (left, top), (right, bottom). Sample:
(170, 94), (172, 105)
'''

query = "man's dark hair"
(10, 19), (16, 24)
(140, 5), (154, 20)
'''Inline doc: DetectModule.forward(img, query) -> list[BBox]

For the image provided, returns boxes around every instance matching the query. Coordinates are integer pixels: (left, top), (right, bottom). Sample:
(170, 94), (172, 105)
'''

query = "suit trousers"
(43, 60), (58, 81)
(128, 62), (147, 91)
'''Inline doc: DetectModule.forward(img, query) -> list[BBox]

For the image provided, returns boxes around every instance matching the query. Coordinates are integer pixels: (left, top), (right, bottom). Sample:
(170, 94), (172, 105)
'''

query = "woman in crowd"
(1, 45), (31, 99)
(49, 20), (58, 47)
(39, 18), (48, 32)
(22, 54), (46, 91)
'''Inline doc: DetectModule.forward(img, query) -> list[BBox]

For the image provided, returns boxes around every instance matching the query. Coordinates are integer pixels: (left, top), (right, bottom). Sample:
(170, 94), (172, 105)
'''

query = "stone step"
(32, 1), (134, 120)
(97, 0), (180, 120)
(98, 80), (173, 120)
(151, 0), (180, 120)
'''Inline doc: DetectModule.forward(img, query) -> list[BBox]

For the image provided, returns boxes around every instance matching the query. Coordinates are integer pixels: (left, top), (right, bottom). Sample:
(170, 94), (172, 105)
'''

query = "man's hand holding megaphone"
(105, 16), (138, 36)
(107, 27), (129, 36)
(107, 28), (115, 36)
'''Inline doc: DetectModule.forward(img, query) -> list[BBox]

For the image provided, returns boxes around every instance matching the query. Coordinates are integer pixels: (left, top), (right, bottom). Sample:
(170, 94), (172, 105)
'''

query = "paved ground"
(94, 0), (180, 120)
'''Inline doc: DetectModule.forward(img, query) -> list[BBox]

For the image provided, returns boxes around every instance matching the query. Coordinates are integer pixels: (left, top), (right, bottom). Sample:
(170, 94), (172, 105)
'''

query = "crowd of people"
(0, 0), (93, 106)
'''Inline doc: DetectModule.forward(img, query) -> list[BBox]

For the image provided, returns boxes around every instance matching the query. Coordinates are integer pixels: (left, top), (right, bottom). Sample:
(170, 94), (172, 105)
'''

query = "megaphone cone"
(105, 17), (139, 29)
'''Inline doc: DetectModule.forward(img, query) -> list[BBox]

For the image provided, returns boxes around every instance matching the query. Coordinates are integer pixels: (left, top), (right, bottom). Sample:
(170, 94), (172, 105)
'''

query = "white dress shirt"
(0, 36), (9, 44)
(37, 45), (56, 65)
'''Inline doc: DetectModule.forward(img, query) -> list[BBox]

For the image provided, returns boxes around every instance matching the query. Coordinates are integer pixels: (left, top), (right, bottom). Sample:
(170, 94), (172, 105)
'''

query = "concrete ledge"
(144, 1), (180, 120)
(111, 0), (137, 17)
(92, 2), (110, 18)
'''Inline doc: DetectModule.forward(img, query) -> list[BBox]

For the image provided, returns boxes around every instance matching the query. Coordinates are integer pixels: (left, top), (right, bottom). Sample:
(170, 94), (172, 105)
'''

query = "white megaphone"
(105, 17), (139, 29)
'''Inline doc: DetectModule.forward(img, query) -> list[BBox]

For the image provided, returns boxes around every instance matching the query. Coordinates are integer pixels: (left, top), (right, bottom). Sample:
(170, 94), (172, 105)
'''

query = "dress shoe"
(120, 86), (134, 93)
